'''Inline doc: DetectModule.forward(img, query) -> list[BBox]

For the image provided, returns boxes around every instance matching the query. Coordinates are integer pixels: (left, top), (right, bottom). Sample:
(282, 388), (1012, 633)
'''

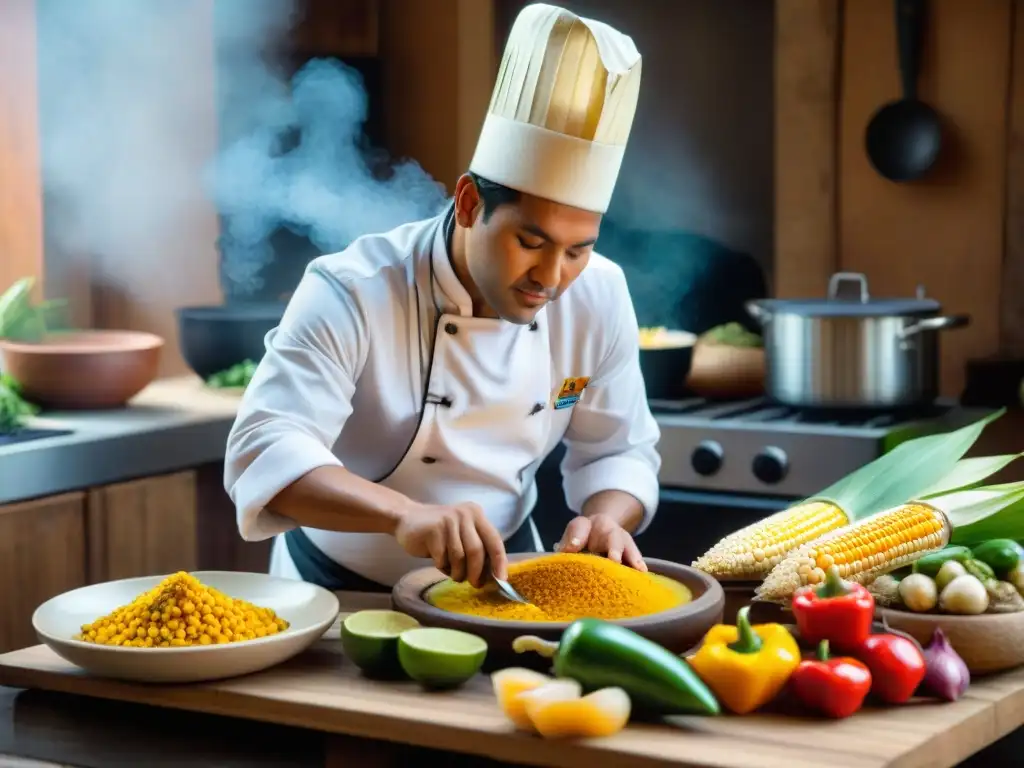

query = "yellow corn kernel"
(693, 502), (849, 579)
(756, 503), (950, 602)
(74, 571), (290, 648)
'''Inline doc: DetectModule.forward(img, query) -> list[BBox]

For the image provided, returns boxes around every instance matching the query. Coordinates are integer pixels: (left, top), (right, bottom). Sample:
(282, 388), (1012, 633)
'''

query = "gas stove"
(650, 397), (994, 499)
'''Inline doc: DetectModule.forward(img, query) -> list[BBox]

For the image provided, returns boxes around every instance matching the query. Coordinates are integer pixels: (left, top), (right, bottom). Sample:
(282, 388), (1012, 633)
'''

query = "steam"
(36, 0), (446, 300)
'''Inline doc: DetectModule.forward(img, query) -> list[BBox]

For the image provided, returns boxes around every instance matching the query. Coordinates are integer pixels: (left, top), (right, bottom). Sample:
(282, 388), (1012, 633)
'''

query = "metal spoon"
(865, 0), (942, 182)
(492, 573), (531, 605)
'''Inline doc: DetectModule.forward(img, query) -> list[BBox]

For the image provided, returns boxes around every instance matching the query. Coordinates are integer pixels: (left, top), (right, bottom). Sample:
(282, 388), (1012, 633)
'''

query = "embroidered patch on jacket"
(554, 376), (590, 410)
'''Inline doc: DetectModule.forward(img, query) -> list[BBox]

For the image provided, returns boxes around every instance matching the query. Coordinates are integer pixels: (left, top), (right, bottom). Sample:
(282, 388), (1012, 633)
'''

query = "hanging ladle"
(865, 0), (943, 182)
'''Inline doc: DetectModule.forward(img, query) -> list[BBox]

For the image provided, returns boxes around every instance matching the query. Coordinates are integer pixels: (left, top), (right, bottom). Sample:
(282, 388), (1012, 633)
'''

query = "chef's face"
(453, 174), (601, 324)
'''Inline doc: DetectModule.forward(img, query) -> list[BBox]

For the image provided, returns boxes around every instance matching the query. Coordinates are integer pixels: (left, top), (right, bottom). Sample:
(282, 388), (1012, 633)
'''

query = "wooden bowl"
(392, 555), (725, 670)
(0, 330), (163, 409)
(686, 342), (765, 399)
(877, 607), (1024, 675)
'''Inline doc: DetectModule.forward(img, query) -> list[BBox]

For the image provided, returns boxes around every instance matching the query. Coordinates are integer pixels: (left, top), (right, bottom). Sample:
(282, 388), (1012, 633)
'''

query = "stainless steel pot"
(746, 272), (969, 409)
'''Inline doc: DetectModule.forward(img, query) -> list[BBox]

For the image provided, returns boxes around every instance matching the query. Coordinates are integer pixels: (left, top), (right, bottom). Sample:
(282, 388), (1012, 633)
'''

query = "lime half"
(340, 610), (420, 679)
(397, 627), (488, 689)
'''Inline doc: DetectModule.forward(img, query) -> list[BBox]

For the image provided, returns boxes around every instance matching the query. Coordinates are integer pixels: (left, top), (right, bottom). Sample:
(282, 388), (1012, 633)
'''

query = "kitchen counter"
(4, 593), (1024, 768)
(0, 377), (240, 505)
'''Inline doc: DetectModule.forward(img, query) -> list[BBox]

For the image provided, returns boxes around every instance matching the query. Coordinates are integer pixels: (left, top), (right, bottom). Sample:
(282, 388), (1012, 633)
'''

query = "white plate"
(32, 571), (340, 684)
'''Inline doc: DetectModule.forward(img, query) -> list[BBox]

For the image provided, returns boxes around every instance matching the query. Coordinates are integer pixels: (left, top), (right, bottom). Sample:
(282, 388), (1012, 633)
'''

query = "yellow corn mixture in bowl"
(75, 572), (289, 648)
(426, 553), (692, 622)
(638, 326), (696, 350)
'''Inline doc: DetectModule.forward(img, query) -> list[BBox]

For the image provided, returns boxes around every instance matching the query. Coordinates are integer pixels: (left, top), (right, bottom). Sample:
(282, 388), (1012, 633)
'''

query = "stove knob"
(691, 440), (724, 476)
(753, 446), (788, 485)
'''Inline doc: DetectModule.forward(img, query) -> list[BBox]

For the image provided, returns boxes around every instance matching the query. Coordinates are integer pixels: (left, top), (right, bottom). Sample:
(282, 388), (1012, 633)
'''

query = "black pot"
(176, 303), (286, 379)
(639, 331), (697, 400)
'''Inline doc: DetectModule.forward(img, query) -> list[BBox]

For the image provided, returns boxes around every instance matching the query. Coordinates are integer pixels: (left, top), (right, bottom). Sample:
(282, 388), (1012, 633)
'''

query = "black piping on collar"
(443, 200), (456, 260)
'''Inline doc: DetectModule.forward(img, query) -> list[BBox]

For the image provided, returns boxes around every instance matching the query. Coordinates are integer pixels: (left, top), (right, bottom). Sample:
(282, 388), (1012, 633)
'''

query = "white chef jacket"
(224, 208), (661, 586)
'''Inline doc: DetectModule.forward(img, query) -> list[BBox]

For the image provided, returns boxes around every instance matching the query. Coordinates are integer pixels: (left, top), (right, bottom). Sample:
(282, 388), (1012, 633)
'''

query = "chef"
(224, 2), (661, 593)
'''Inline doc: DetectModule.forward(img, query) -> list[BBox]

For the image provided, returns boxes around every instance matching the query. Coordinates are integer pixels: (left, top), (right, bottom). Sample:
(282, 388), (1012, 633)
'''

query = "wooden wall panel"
(774, 0), (842, 300)
(379, 0), (496, 192)
(1003, 0), (1024, 357)
(838, 0), (1012, 397)
(0, 0), (44, 299)
(86, 472), (198, 583)
(0, 493), (87, 654)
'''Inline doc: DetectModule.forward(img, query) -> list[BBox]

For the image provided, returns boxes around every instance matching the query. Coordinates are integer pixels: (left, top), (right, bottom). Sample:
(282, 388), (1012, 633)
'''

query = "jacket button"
(444, 322), (458, 335)
(529, 320), (539, 331)
(421, 456), (437, 464)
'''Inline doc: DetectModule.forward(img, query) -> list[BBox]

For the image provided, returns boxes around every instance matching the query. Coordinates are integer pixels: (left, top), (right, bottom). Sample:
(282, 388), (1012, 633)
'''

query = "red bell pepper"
(791, 566), (874, 651)
(790, 640), (872, 718)
(855, 633), (927, 704)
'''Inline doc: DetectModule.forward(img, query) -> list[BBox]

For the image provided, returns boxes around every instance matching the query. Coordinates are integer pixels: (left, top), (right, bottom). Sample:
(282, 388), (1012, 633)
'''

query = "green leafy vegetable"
(206, 360), (258, 390)
(0, 277), (69, 342)
(0, 374), (39, 434)
(699, 322), (762, 348)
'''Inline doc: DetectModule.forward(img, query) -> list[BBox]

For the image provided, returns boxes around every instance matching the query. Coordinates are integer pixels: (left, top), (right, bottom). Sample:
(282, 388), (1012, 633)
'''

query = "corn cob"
(755, 502), (950, 602)
(692, 501), (849, 579)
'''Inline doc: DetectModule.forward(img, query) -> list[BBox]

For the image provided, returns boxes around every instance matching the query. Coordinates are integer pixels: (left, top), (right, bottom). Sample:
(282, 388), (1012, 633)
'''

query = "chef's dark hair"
(468, 172), (519, 223)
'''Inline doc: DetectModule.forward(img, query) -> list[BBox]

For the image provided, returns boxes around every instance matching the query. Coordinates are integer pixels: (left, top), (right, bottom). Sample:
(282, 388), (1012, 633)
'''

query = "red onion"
(920, 627), (970, 701)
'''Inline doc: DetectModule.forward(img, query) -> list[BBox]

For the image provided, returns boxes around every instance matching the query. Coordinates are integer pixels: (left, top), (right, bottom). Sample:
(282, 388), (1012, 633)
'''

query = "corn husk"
(944, 482), (1024, 547)
(692, 414), (1009, 581)
(807, 409), (1006, 524)
(920, 453), (1023, 498)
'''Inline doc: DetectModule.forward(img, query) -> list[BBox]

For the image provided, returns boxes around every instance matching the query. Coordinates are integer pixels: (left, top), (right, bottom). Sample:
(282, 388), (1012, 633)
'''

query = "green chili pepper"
(970, 539), (1023, 577)
(963, 558), (996, 582)
(912, 546), (972, 577)
(512, 618), (720, 716)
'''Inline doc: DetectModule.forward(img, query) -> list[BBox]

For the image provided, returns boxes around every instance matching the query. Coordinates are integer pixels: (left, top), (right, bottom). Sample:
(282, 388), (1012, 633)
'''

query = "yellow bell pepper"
(688, 605), (800, 714)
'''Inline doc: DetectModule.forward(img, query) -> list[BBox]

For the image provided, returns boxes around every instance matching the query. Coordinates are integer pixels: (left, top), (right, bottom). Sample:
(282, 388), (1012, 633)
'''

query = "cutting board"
(2, 593), (1024, 768)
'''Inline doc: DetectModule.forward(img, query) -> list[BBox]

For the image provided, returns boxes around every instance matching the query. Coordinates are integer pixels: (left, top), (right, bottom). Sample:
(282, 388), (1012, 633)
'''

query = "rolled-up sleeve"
(224, 263), (367, 541)
(560, 270), (662, 535)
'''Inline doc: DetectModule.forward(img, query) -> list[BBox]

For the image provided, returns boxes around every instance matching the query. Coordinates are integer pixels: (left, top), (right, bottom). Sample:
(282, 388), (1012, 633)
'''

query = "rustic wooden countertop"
(3, 593), (1024, 767)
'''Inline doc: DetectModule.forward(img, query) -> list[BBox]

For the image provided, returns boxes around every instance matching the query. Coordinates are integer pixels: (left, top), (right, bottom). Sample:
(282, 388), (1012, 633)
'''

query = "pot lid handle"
(828, 272), (870, 303)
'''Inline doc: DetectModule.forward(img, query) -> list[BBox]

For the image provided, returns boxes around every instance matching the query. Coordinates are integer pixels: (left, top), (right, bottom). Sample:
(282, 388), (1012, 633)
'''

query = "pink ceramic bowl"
(0, 330), (164, 409)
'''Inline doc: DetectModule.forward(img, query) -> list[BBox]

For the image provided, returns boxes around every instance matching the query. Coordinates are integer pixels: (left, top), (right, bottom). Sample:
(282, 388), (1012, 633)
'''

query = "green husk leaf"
(924, 481), (1024, 546)
(919, 454), (1023, 498)
(810, 409), (1005, 521)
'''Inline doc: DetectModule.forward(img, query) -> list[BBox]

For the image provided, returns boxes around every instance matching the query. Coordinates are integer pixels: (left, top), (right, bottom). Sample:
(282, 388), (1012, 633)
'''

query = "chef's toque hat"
(468, 3), (642, 214)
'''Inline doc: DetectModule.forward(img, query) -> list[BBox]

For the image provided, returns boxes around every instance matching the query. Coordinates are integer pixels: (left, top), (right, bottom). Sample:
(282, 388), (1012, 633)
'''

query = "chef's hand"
(556, 513), (647, 572)
(394, 502), (508, 588)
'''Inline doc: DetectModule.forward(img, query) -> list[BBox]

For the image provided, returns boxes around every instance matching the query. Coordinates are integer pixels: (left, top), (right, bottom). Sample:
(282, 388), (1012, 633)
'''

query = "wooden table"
(3, 593), (1024, 768)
